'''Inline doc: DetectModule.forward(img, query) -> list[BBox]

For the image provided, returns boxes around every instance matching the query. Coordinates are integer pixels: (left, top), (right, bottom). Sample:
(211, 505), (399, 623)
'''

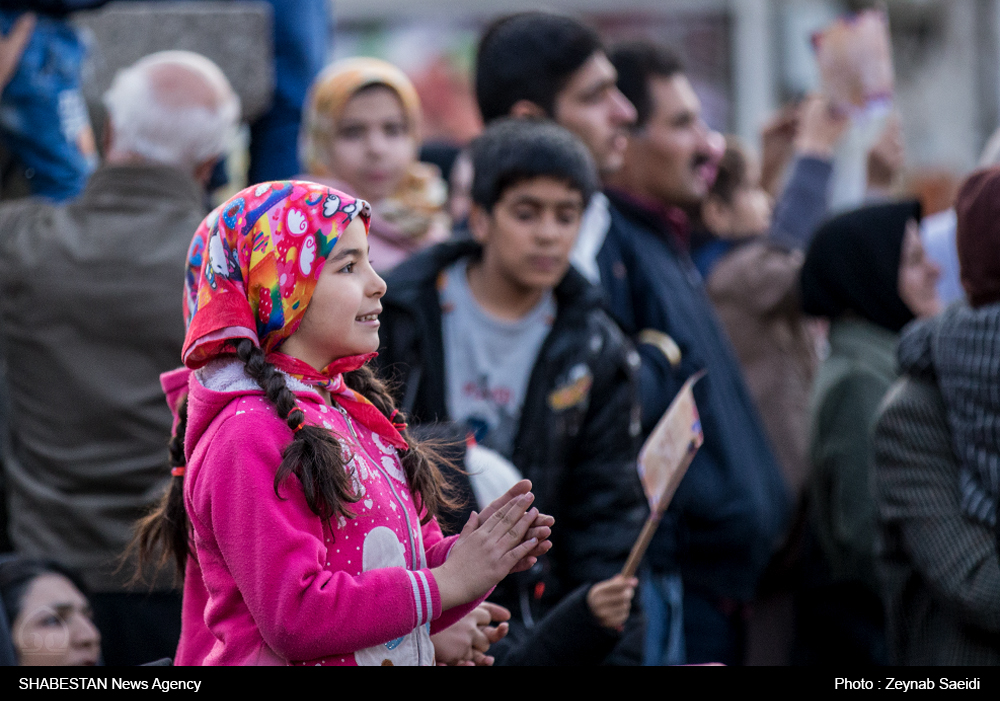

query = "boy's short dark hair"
(476, 12), (603, 123)
(609, 40), (685, 129)
(470, 118), (598, 211)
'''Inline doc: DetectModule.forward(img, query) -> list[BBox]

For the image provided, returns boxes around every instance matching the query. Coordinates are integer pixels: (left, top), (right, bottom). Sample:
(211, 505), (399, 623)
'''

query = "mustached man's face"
(625, 73), (719, 208)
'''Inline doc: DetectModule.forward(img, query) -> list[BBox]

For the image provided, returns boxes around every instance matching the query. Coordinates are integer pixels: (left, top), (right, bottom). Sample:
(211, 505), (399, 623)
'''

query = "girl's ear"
(702, 194), (734, 237)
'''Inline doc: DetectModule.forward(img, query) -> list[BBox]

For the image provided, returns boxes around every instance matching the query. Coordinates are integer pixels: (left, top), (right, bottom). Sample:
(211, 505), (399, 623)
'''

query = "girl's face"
(281, 218), (387, 370)
(324, 85), (417, 203)
(13, 574), (100, 666)
(898, 219), (942, 318)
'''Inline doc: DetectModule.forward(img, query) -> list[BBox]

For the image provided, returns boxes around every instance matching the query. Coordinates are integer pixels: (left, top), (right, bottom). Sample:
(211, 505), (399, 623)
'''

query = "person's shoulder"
(875, 376), (947, 442)
(713, 238), (798, 278)
(708, 240), (802, 299)
(189, 393), (293, 488)
(558, 273), (637, 378)
(813, 353), (894, 428)
(0, 196), (58, 232)
(0, 197), (62, 273)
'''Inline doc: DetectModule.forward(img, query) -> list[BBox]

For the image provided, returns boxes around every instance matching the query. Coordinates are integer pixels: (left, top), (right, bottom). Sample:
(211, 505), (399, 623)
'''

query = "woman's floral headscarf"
(182, 180), (371, 368)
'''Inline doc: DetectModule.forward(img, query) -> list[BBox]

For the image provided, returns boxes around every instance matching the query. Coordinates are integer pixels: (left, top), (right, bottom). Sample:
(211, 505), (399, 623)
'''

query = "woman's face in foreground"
(13, 573), (101, 666)
(323, 85), (417, 203)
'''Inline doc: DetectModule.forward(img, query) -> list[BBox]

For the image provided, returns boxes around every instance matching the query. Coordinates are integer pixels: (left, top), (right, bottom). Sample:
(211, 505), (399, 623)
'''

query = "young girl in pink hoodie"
(138, 181), (552, 666)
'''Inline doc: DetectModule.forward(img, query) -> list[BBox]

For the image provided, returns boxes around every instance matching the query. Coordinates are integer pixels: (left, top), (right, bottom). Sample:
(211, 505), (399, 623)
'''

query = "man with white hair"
(0, 50), (239, 665)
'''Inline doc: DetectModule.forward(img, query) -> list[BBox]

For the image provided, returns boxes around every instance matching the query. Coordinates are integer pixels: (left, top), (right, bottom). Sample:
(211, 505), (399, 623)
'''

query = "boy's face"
(553, 52), (636, 175)
(471, 177), (584, 294)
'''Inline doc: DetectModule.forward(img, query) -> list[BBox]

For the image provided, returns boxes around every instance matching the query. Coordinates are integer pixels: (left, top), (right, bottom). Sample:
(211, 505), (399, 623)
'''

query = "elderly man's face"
(627, 73), (719, 208)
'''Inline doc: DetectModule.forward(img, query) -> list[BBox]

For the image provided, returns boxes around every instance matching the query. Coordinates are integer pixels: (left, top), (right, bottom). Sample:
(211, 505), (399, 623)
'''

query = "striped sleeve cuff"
(406, 568), (442, 626)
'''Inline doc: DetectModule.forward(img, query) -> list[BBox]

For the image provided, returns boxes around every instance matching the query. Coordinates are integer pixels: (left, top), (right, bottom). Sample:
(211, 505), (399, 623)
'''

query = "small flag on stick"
(622, 370), (706, 577)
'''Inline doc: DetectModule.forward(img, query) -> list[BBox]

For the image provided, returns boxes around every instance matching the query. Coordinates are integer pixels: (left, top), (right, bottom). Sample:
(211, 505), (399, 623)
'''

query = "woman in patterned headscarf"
(300, 58), (450, 273)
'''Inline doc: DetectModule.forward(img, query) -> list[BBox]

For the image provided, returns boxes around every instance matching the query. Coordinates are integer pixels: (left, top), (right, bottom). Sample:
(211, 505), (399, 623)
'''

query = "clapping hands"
(432, 480), (554, 610)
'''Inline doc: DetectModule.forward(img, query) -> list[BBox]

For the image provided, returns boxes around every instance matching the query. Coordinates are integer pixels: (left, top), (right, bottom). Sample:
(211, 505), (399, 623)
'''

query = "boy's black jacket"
(375, 240), (647, 620)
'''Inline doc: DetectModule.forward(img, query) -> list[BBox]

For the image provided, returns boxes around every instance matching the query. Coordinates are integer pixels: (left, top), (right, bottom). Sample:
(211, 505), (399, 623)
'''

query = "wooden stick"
(622, 512), (662, 578)
(621, 448), (699, 578)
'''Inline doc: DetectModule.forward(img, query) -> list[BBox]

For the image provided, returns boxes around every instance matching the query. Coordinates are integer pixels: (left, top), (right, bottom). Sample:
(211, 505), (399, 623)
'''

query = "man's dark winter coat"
(599, 192), (791, 603)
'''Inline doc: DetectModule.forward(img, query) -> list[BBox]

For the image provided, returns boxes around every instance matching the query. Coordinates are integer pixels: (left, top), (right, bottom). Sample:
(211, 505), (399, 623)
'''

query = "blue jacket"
(599, 191), (791, 602)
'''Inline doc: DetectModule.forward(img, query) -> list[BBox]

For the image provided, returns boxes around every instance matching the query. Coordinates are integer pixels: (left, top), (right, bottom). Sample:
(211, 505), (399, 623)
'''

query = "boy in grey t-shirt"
(377, 119), (647, 665)
(440, 255), (555, 457)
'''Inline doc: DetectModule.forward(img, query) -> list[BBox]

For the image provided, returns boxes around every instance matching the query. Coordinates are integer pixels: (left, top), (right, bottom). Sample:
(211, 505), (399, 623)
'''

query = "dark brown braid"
(131, 395), (192, 582)
(233, 338), (360, 525)
(131, 339), (456, 584)
(343, 365), (457, 523)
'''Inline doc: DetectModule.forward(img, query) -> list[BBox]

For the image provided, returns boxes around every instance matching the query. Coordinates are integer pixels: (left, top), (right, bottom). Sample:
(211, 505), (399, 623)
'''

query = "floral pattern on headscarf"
(182, 180), (371, 369)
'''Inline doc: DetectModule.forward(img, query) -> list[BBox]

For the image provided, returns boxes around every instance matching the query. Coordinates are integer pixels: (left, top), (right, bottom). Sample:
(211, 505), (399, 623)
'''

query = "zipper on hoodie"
(335, 403), (429, 662)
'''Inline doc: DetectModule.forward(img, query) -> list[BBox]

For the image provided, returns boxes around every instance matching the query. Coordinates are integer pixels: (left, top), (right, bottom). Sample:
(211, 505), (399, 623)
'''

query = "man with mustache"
(475, 16), (789, 665)
(597, 40), (790, 666)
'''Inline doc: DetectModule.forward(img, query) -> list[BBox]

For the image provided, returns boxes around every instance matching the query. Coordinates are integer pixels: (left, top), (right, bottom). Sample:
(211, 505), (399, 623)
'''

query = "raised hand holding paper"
(812, 9), (894, 116)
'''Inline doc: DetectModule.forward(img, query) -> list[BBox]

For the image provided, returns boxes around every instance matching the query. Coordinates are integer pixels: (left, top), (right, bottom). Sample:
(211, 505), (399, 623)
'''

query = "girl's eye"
(384, 122), (407, 137)
(338, 125), (366, 140)
(339, 262), (355, 273)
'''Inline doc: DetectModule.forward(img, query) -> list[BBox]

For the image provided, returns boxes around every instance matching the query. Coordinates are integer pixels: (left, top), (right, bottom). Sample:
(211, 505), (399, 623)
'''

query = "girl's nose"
(370, 269), (387, 298)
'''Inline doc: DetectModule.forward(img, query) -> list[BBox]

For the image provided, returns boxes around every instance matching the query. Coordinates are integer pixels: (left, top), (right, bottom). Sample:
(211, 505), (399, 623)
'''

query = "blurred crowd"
(0, 3), (997, 667)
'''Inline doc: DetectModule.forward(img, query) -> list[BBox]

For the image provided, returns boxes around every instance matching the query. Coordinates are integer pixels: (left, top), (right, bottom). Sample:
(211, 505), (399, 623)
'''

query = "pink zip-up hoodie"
(166, 361), (473, 666)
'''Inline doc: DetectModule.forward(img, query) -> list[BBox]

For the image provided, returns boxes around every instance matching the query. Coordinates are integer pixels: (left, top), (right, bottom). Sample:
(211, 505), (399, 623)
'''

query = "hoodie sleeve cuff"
(412, 568), (442, 625)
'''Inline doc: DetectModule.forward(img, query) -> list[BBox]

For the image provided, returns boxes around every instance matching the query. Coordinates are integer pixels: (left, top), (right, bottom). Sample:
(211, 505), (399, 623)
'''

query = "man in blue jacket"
(475, 14), (790, 665)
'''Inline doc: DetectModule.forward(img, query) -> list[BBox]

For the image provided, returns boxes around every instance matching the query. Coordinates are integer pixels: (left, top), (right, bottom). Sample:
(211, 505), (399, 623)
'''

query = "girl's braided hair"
(133, 338), (454, 581)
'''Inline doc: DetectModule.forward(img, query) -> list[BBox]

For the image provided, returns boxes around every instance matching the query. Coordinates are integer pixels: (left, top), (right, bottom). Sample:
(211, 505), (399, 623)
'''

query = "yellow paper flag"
(637, 370), (705, 514)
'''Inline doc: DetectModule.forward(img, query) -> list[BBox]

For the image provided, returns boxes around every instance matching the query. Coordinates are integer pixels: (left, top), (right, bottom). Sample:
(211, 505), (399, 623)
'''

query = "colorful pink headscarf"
(182, 180), (371, 368)
(181, 180), (409, 452)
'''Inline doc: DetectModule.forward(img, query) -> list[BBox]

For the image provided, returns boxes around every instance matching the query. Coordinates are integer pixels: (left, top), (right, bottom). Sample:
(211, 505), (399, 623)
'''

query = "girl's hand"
(586, 575), (638, 631)
(432, 494), (541, 610)
(477, 480), (555, 573)
(508, 513), (554, 573)
(476, 479), (532, 522)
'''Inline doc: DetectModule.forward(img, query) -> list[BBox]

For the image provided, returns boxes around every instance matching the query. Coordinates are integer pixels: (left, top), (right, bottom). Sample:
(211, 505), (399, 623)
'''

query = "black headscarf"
(800, 200), (922, 333)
